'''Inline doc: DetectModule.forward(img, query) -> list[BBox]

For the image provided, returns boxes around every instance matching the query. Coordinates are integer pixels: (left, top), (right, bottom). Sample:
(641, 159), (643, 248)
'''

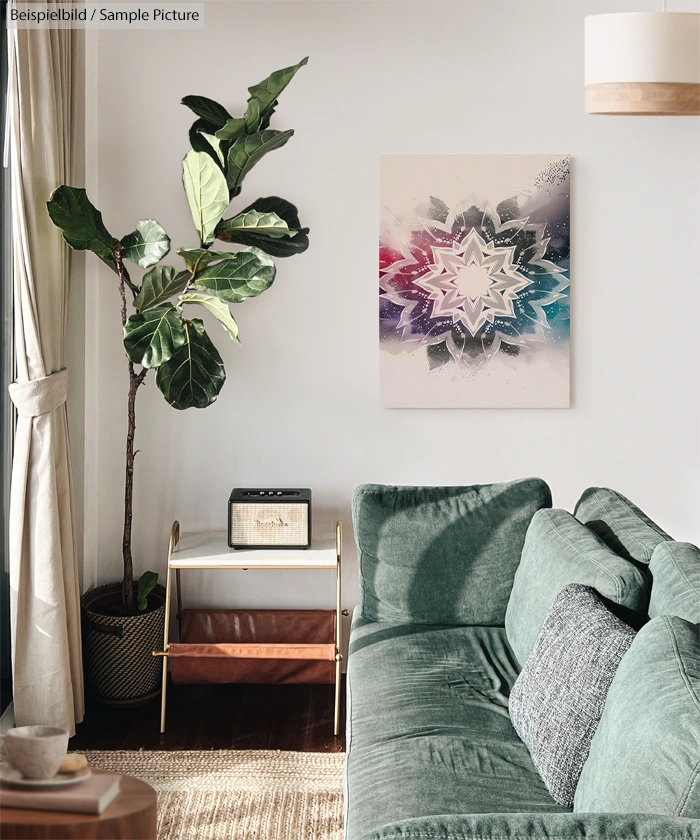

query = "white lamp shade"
(585, 13), (700, 115)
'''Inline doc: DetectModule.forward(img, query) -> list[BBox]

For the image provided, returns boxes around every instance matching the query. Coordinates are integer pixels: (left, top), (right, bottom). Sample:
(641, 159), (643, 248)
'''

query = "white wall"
(86, 1), (700, 624)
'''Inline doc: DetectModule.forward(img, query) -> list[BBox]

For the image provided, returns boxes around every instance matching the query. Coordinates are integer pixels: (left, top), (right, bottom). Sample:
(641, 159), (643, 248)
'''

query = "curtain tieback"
(9, 368), (68, 418)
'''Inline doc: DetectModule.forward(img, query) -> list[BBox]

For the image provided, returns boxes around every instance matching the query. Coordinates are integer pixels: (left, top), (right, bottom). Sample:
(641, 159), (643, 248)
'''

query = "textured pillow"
(649, 542), (700, 623)
(509, 584), (636, 807)
(575, 616), (700, 818)
(574, 487), (671, 565)
(505, 509), (649, 666)
(352, 479), (551, 626)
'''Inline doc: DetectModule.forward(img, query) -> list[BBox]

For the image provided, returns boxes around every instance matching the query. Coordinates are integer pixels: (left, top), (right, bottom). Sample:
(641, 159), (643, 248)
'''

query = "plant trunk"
(122, 363), (138, 614)
(116, 254), (146, 616)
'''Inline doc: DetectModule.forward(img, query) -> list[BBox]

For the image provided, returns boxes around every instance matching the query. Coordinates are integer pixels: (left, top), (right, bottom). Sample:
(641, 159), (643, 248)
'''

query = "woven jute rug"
(81, 750), (345, 840)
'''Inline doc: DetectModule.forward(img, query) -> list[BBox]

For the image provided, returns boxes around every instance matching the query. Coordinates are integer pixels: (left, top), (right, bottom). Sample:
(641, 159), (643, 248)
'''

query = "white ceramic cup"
(0, 726), (69, 780)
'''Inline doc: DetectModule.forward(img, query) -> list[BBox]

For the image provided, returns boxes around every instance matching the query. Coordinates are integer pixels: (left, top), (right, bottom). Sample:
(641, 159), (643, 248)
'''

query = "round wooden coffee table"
(0, 770), (157, 839)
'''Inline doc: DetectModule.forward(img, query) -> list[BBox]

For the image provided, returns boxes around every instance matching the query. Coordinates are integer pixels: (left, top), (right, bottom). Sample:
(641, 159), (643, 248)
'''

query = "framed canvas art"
(379, 154), (570, 408)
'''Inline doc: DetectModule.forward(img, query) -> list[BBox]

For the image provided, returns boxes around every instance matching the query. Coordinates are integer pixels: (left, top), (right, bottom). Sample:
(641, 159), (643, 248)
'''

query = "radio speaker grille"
(229, 502), (309, 547)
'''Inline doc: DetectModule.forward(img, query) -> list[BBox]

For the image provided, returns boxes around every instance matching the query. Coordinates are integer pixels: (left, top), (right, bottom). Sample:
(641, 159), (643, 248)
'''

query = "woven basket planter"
(81, 582), (166, 708)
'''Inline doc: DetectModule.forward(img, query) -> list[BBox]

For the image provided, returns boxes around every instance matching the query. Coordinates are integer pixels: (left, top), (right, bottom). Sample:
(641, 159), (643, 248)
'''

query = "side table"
(0, 771), (157, 839)
(153, 520), (345, 736)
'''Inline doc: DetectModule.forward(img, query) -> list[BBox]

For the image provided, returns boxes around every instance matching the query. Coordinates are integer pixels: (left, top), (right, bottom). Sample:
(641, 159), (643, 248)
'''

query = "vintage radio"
(228, 489), (312, 549)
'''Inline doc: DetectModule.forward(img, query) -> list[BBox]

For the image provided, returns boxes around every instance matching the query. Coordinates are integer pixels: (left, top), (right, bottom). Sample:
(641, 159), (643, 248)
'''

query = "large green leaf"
(244, 196), (304, 228)
(134, 266), (189, 311)
(243, 97), (261, 133)
(189, 118), (220, 157)
(182, 150), (230, 246)
(216, 209), (294, 240)
(199, 132), (225, 167)
(216, 196), (309, 257)
(247, 57), (308, 129)
(215, 118), (247, 144)
(47, 186), (118, 260)
(155, 318), (226, 410)
(120, 220), (171, 268)
(192, 247), (276, 302)
(177, 247), (237, 276)
(181, 96), (231, 128)
(179, 291), (241, 345)
(123, 304), (186, 369)
(211, 119), (248, 188)
(225, 130), (294, 192)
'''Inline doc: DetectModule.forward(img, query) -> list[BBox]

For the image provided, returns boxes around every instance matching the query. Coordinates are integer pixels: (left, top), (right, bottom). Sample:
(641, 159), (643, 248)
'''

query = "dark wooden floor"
(69, 678), (346, 753)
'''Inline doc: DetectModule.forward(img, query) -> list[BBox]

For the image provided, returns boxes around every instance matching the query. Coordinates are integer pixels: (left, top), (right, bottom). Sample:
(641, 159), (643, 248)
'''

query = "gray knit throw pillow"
(509, 583), (636, 807)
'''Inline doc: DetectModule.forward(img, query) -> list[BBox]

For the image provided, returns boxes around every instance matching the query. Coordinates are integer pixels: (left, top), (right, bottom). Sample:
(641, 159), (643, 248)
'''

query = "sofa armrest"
(358, 812), (700, 840)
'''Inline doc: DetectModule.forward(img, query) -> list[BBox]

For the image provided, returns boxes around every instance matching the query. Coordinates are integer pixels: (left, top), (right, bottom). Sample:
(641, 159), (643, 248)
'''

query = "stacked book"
(0, 769), (121, 814)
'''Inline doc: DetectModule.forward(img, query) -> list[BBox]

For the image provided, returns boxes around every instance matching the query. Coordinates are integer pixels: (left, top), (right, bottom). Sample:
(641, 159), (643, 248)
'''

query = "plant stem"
(116, 255), (147, 615)
(182, 272), (196, 296)
(181, 250), (207, 296)
(122, 361), (146, 614)
(118, 264), (128, 328)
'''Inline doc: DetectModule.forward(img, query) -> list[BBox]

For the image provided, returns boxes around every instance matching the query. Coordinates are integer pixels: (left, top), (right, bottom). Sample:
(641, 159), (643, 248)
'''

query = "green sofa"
(345, 480), (700, 840)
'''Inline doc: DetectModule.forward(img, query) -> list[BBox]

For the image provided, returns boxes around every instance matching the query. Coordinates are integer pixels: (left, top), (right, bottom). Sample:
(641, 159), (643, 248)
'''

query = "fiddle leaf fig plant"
(47, 58), (310, 615)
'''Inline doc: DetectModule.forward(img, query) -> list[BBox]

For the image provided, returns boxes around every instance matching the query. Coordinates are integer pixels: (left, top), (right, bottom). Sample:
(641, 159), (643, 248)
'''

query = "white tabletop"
(169, 531), (338, 569)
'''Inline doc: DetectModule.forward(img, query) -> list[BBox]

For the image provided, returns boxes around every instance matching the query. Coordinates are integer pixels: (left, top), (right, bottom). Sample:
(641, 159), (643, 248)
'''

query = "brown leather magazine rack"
(169, 608), (337, 684)
(153, 521), (345, 735)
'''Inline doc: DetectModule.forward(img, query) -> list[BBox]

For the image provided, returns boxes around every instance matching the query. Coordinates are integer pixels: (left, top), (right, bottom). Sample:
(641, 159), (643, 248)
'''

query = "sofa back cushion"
(574, 487), (671, 565)
(574, 616), (700, 818)
(352, 479), (551, 625)
(505, 509), (649, 666)
(649, 542), (700, 623)
(509, 584), (636, 807)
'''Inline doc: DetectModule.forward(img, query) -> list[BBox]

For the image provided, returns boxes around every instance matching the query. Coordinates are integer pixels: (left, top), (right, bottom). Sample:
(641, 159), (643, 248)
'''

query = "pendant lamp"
(585, 7), (700, 115)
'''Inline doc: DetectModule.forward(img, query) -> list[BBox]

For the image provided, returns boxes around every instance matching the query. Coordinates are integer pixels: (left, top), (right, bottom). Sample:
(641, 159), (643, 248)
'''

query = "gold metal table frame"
(153, 521), (344, 736)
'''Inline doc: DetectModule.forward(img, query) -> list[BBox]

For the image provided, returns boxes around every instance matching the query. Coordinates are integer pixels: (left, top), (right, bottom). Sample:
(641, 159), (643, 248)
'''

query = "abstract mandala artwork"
(380, 154), (570, 407)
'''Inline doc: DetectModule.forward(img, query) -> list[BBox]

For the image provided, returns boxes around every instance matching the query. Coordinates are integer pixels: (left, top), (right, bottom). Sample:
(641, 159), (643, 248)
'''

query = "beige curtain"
(7, 15), (84, 734)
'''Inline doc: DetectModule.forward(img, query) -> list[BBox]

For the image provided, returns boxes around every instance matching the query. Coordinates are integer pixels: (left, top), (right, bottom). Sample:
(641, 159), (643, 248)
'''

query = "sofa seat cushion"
(352, 479), (552, 626)
(505, 509), (649, 666)
(649, 542), (700, 623)
(574, 487), (671, 565)
(345, 617), (566, 840)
